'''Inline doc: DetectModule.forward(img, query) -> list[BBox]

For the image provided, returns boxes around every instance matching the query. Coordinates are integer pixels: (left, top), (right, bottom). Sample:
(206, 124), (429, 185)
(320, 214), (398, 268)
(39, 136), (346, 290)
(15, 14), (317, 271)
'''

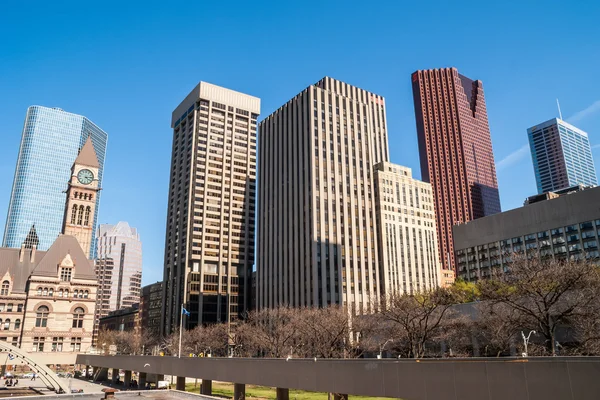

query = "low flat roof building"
(453, 186), (600, 281)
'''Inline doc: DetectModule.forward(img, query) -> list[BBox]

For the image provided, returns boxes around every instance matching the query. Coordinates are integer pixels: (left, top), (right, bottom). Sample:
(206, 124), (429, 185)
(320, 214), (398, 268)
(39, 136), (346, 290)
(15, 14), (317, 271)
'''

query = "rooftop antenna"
(556, 99), (563, 120)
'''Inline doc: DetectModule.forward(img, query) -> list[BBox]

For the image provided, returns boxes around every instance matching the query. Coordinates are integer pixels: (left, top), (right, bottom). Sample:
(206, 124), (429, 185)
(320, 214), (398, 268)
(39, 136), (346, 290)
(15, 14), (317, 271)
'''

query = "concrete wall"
(77, 355), (600, 400)
(453, 186), (600, 250)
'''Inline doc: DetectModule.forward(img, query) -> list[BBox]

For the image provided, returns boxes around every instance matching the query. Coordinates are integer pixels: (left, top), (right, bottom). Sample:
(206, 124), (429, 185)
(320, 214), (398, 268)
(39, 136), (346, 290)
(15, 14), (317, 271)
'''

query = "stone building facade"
(0, 235), (97, 354)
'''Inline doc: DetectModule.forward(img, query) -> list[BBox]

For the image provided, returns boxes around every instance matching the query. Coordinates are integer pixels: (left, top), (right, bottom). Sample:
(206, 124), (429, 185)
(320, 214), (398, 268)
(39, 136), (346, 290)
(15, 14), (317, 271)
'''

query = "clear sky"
(1, 1), (599, 285)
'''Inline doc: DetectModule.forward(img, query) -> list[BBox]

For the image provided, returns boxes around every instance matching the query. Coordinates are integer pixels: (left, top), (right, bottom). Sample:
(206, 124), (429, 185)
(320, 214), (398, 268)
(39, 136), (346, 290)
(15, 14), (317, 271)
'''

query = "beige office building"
(258, 77), (389, 313)
(374, 162), (441, 296)
(162, 82), (259, 334)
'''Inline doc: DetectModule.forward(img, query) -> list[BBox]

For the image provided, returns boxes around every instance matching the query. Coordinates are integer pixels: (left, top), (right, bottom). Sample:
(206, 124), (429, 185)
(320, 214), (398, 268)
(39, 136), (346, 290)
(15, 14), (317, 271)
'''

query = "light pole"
(378, 339), (393, 359)
(521, 330), (536, 357)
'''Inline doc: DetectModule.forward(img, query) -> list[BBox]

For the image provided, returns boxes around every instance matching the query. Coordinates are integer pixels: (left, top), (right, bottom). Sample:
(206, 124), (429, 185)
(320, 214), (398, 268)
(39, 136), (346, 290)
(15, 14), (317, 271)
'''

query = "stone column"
(176, 376), (186, 391)
(111, 368), (119, 384)
(201, 379), (212, 395)
(276, 388), (289, 400)
(138, 372), (147, 390)
(124, 371), (132, 388)
(234, 383), (246, 400)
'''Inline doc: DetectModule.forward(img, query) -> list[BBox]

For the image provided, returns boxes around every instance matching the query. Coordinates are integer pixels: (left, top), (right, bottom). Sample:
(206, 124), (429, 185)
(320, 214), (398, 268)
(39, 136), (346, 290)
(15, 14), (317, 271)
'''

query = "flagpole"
(178, 304), (183, 359)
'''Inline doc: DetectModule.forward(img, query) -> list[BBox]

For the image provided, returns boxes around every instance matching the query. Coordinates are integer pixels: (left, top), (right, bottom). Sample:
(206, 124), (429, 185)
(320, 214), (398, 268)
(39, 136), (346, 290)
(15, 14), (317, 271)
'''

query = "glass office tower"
(2, 106), (108, 257)
(527, 118), (597, 194)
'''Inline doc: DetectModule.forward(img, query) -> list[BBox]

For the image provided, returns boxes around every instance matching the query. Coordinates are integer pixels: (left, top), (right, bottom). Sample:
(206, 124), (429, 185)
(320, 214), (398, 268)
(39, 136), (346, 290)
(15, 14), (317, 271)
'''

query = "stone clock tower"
(62, 136), (101, 259)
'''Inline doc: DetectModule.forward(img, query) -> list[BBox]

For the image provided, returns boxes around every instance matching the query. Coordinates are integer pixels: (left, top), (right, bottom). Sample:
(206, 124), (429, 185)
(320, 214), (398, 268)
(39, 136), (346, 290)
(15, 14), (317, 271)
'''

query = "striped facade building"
(162, 82), (259, 334)
(258, 77), (389, 313)
(411, 67), (501, 272)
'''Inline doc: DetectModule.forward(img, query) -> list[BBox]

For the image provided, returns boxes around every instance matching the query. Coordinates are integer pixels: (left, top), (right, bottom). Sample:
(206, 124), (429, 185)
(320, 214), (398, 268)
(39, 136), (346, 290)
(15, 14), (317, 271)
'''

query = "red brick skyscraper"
(411, 67), (501, 271)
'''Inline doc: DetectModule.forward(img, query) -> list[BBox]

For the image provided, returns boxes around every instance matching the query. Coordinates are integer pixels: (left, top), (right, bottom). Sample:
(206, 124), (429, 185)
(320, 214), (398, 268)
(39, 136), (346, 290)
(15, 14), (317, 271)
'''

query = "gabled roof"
(31, 235), (97, 280)
(74, 136), (100, 169)
(0, 248), (46, 294)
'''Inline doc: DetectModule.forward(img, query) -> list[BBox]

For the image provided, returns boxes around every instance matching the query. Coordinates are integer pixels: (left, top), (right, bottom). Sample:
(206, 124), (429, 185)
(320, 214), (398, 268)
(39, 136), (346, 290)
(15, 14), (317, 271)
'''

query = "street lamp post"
(521, 330), (536, 357)
(378, 339), (393, 359)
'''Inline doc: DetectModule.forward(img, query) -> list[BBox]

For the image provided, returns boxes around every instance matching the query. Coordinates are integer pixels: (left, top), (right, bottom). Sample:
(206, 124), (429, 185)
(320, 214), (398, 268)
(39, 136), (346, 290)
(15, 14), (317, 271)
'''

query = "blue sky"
(1, 1), (599, 285)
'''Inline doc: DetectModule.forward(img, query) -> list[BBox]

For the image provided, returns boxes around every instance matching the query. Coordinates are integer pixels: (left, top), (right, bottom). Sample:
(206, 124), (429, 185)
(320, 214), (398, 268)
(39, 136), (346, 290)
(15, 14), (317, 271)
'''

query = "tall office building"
(162, 82), (259, 334)
(3, 106), (107, 258)
(374, 162), (441, 295)
(527, 118), (597, 194)
(258, 77), (389, 313)
(412, 68), (501, 271)
(93, 222), (142, 340)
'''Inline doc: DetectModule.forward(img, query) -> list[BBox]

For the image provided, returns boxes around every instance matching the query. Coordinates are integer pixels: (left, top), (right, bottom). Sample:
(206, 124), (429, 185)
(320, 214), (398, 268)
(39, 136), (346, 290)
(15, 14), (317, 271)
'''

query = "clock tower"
(62, 136), (101, 259)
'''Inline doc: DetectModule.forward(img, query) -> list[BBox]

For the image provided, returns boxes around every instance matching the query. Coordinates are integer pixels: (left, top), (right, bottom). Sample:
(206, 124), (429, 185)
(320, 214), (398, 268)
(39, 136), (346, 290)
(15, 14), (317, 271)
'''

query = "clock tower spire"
(62, 135), (100, 259)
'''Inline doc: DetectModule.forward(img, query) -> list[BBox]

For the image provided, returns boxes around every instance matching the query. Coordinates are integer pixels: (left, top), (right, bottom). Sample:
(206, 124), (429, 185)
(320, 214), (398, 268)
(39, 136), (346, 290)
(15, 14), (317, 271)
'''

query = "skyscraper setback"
(258, 77), (388, 312)
(162, 82), (259, 335)
(527, 118), (597, 194)
(412, 68), (501, 271)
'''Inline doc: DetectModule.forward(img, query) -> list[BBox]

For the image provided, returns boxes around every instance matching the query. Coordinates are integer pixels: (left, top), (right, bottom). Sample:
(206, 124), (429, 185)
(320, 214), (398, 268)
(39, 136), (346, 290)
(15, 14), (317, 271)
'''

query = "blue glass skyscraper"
(527, 118), (597, 194)
(2, 106), (107, 258)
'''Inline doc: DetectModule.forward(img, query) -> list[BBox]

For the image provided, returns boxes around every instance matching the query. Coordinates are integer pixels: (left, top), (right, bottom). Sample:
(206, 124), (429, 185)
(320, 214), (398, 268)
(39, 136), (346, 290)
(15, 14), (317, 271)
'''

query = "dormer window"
(60, 267), (72, 282)
(1, 281), (9, 295)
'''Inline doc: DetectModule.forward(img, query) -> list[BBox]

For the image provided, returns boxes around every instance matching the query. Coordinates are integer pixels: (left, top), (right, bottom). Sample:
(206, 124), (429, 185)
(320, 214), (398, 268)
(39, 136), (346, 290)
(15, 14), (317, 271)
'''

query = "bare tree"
(378, 288), (460, 358)
(479, 254), (600, 356)
(242, 307), (301, 358)
(475, 302), (522, 357)
(294, 306), (359, 358)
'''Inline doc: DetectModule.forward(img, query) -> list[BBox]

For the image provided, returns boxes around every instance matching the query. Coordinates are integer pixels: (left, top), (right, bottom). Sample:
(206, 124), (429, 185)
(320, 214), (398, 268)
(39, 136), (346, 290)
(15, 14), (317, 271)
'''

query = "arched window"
(83, 291), (89, 299)
(71, 204), (78, 224)
(77, 205), (84, 225)
(72, 307), (85, 328)
(64, 289), (69, 298)
(1, 280), (9, 295)
(84, 206), (91, 226)
(4, 319), (10, 330)
(48, 288), (54, 297)
(42, 288), (48, 296)
(14, 319), (20, 330)
(74, 290), (78, 298)
(79, 290), (84, 298)
(58, 289), (63, 297)
(35, 306), (49, 327)
(37, 287), (42, 296)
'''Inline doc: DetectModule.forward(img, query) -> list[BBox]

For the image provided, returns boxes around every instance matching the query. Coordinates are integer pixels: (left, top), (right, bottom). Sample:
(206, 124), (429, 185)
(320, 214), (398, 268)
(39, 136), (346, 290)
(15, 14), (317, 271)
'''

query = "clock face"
(77, 169), (94, 185)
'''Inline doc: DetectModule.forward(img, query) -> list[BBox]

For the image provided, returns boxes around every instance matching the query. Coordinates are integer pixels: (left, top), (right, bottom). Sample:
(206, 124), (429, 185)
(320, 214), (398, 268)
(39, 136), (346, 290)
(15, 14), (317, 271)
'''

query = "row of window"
(0, 303), (23, 312)
(34, 306), (85, 328)
(0, 319), (20, 330)
(32, 336), (82, 352)
(36, 287), (89, 298)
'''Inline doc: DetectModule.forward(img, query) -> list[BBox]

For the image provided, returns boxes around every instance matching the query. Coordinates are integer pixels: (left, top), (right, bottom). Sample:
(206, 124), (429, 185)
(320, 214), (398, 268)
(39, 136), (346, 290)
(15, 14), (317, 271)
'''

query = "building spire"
(23, 224), (39, 249)
(75, 135), (100, 168)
